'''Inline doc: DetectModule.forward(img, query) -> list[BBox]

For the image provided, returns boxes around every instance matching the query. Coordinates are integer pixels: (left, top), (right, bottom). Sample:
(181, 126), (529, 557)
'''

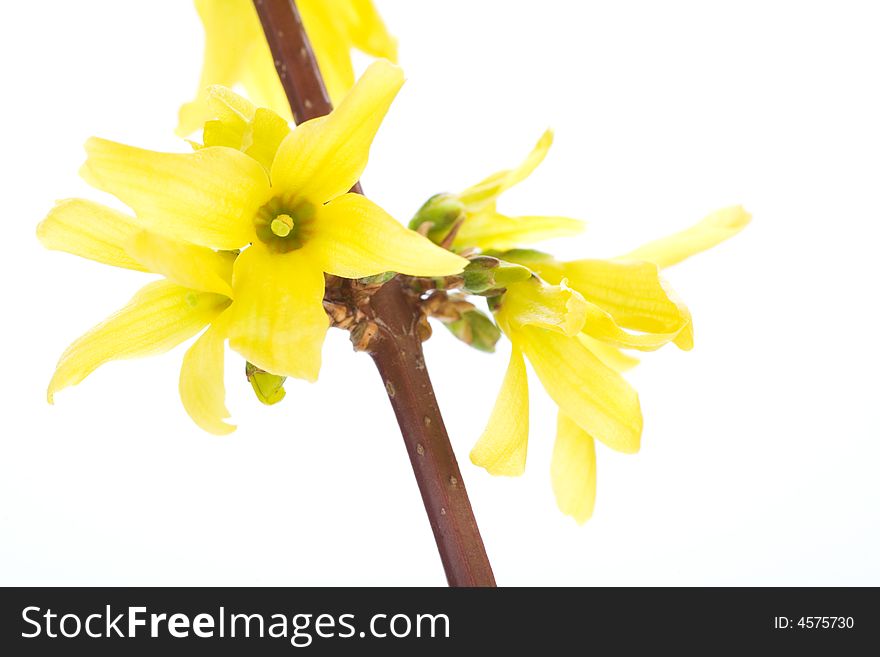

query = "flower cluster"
(410, 132), (750, 522)
(40, 1), (749, 523)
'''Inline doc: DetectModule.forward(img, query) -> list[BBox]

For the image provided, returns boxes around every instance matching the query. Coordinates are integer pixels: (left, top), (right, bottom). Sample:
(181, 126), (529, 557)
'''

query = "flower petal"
(458, 130), (554, 212)
(500, 278), (587, 337)
(621, 205), (752, 269)
(311, 193), (468, 277)
(37, 199), (148, 272)
(82, 138), (270, 250)
(580, 299), (689, 351)
(177, 0), (285, 135)
(578, 334), (640, 372)
(179, 310), (234, 435)
(270, 60), (404, 203)
(470, 346), (529, 476)
(227, 245), (328, 381)
(551, 412), (597, 524)
(48, 281), (230, 403)
(348, 0), (399, 60)
(515, 324), (642, 453)
(539, 259), (693, 351)
(127, 231), (234, 297)
(453, 208), (585, 251)
(298, 1), (357, 106)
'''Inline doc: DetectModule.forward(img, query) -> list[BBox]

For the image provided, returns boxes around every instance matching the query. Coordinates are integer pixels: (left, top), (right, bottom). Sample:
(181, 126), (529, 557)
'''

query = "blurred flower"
(42, 61), (466, 434)
(178, 0), (398, 136)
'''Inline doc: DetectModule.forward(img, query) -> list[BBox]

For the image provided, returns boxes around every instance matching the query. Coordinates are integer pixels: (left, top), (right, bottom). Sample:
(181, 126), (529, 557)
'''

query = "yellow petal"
(551, 412), (597, 524)
(203, 87), (291, 171)
(37, 199), (148, 272)
(470, 346), (529, 476)
(453, 208), (585, 251)
(348, 0), (399, 61)
(514, 324), (642, 453)
(48, 281), (230, 403)
(270, 60), (404, 203)
(177, 0), (286, 136)
(500, 278), (587, 337)
(227, 245), (328, 381)
(539, 259), (693, 351)
(579, 299), (689, 351)
(179, 310), (234, 435)
(299, 0), (357, 106)
(310, 193), (468, 277)
(621, 205), (752, 269)
(82, 139), (270, 250)
(127, 231), (234, 297)
(578, 334), (640, 372)
(237, 43), (292, 123)
(458, 130), (554, 212)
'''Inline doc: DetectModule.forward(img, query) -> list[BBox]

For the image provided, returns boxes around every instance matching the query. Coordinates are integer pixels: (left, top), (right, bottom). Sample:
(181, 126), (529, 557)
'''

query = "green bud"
(246, 362), (287, 405)
(408, 193), (466, 244)
(493, 248), (556, 266)
(462, 256), (532, 295)
(443, 309), (502, 353)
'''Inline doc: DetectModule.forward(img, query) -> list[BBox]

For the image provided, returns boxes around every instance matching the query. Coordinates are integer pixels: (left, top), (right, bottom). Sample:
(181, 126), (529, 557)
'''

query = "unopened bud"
(462, 256), (531, 295)
(443, 309), (502, 353)
(408, 193), (466, 244)
(246, 362), (287, 405)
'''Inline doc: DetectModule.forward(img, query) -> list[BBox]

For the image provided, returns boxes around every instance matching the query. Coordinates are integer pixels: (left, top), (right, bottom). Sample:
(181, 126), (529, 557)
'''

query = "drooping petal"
(179, 310), (234, 435)
(579, 299), (689, 351)
(48, 281), (230, 403)
(298, 0), (357, 105)
(621, 205), (752, 269)
(500, 278), (587, 337)
(227, 245), (328, 381)
(348, 0), (399, 60)
(551, 412), (597, 524)
(37, 199), (148, 272)
(470, 346), (529, 476)
(270, 60), (404, 203)
(82, 138), (270, 250)
(177, 0), (286, 136)
(453, 208), (585, 251)
(515, 324), (642, 454)
(127, 231), (234, 297)
(458, 130), (554, 212)
(537, 259), (693, 350)
(310, 193), (468, 278)
(578, 334), (640, 372)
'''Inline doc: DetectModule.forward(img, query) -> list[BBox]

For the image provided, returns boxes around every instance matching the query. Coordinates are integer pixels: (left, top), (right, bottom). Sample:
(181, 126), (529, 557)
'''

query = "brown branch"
(252, 0), (495, 586)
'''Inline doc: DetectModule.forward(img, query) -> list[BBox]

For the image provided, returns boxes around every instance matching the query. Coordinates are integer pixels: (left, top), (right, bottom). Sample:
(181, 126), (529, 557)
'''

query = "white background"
(1, 0), (878, 586)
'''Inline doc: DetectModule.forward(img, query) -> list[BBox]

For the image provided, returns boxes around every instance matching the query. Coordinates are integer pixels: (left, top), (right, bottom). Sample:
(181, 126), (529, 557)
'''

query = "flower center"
(254, 196), (316, 253)
(270, 214), (295, 238)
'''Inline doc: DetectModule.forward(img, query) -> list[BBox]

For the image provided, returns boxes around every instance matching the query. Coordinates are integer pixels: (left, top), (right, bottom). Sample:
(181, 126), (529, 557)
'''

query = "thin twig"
(252, 0), (495, 586)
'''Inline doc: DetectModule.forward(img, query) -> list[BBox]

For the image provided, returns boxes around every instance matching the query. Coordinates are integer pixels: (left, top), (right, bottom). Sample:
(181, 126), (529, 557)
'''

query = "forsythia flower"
(452, 130), (585, 251)
(461, 133), (750, 523)
(178, 0), (398, 136)
(38, 202), (236, 434)
(42, 60), (467, 434)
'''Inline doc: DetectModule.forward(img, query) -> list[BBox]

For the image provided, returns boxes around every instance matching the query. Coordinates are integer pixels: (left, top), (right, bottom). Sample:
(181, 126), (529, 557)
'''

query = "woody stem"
(252, 0), (495, 586)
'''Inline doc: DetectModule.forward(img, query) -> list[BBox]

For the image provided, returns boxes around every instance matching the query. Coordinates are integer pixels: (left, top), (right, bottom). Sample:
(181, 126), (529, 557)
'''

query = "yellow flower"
(38, 200), (237, 434)
(43, 60), (467, 434)
(450, 130), (585, 251)
(178, 0), (398, 136)
(470, 205), (751, 523)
